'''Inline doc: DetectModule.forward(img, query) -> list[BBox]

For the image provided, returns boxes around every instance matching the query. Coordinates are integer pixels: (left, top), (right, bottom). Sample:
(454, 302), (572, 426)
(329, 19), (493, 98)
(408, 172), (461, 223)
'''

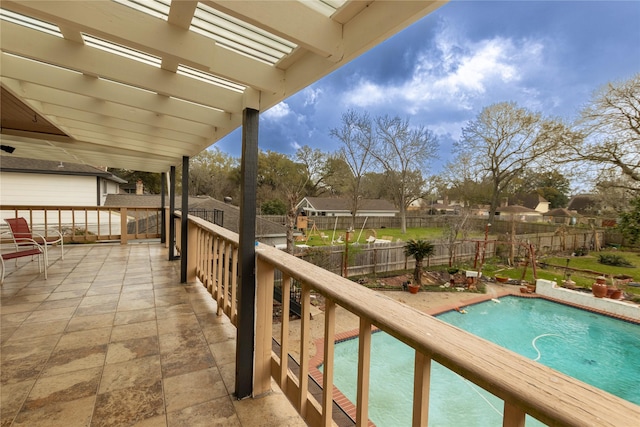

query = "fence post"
(120, 207), (128, 245)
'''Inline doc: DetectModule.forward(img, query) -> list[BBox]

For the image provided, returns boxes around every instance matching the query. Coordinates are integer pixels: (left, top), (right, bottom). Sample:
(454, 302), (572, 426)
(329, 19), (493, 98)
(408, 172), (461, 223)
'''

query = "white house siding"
(99, 179), (121, 206)
(1, 172), (98, 206)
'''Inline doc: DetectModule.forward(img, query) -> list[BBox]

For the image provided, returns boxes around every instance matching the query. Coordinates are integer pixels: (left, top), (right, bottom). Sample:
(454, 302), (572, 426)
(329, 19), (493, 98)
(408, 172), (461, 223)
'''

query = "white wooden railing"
(182, 214), (640, 427)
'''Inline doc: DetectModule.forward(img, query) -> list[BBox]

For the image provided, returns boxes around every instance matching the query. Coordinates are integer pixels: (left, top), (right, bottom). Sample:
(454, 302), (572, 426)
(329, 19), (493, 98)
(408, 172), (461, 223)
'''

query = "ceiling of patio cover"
(0, 0), (445, 173)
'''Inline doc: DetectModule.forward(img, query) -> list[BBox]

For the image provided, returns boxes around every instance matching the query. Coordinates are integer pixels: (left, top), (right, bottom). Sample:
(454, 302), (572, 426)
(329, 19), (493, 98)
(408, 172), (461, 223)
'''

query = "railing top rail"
(0, 205), (164, 210)
(187, 214), (640, 426)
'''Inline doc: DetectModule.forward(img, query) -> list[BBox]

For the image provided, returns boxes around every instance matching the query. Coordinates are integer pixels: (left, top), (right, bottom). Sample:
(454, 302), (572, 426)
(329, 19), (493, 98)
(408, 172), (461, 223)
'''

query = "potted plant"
(592, 276), (608, 298)
(404, 239), (435, 294)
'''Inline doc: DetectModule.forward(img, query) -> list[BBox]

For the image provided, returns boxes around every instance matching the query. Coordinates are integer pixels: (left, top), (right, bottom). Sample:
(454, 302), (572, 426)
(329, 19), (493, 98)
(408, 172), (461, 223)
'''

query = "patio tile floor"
(1, 243), (305, 427)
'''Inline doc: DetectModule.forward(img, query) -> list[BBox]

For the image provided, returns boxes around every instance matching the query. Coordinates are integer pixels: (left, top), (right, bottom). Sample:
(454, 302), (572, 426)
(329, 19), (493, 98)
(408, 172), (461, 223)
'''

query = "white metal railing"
(182, 214), (640, 427)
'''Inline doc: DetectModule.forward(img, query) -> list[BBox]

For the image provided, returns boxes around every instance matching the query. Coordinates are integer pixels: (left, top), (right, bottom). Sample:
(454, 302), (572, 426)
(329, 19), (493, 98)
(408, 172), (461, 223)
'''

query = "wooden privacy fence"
(298, 228), (604, 277)
(300, 240), (493, 277)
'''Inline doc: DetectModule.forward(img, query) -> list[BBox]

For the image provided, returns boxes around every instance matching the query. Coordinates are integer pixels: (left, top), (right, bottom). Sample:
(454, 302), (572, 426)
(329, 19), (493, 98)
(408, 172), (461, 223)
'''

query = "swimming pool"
(322, 296), (640, 426)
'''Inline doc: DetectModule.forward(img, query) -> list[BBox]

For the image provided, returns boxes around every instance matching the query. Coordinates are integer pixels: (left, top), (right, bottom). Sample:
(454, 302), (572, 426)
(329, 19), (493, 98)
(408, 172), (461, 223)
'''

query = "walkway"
(1, 243), (305, 427)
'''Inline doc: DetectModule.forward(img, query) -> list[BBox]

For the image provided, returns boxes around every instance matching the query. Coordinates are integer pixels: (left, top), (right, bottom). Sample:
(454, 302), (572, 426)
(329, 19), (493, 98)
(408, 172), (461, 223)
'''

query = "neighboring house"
(296, 197), (398, 217)
(543, 208), (581, 225)
(427, 202), (458, 215)
(104, 194), (288, 247)
(120, 180), (146, 195)
(495, 205), (543, 222)
(0, 156), (126, 206)
(567, 194), (601, 216)
(410, 196), (464, 213)
(509, 193), (550, 214)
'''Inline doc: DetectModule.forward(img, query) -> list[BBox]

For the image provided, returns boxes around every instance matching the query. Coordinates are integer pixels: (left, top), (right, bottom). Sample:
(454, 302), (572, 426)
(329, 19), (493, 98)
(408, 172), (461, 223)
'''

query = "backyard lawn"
(298, 227), (487, 246)
(480, 250), (640, 300)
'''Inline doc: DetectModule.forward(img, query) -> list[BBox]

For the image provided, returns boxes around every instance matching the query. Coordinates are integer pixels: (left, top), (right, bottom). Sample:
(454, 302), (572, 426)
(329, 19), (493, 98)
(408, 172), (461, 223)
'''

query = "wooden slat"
(503, 402), (526, 427)
(322, 299), (336, 427)
(356, 318), (371, 426)
(211, 237), (218, 295)
(223, 242), (231, 316)
(412, 351), (431, 427)
(279, 274), (291, 391)
(216, 239), (225, 314)
(255, 258), (274, 395)
(229, 244), (238, 325)
(299, 283), (311, 416)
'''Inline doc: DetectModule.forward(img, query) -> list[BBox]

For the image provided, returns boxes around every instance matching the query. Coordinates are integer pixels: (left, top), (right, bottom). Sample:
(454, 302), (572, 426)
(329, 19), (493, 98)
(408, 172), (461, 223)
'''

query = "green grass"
(487, 251), (640, 297)
(542, 251), (639, 280)
(299, 227), (487, 247)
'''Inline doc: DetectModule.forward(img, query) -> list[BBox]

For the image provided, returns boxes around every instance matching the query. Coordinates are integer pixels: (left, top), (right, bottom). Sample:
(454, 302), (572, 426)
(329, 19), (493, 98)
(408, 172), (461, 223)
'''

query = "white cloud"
(341, 27), (546, 116)
(290, 141), (302, 151)
(263, 102), (291, 120)
(303, 87), (323, 106)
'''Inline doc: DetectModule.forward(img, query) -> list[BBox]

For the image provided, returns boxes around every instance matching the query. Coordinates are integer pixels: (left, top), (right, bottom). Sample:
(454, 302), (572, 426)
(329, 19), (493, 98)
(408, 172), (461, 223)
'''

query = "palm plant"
(404, 239), (435, 287)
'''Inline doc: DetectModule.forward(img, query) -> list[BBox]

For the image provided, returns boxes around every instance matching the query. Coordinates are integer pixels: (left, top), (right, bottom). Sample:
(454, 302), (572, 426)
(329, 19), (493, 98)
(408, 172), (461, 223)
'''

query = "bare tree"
(329, 110), (375, 228)
(295, 145), (332, 197)
(566, 73), (640, 194)
(441, 210), (472, 267)
(257, 150), (309, 253)
(454, 102), (568, 223)
(372, 115), (438, 233)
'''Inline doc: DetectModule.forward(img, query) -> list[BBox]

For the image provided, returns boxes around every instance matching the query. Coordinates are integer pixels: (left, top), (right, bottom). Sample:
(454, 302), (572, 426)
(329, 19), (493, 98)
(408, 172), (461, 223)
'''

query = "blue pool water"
(322, 296), (640, 426)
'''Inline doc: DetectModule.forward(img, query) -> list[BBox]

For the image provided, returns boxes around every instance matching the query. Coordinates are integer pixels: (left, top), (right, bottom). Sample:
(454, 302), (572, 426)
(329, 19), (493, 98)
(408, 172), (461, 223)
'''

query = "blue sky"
(215, 1), (640, 172)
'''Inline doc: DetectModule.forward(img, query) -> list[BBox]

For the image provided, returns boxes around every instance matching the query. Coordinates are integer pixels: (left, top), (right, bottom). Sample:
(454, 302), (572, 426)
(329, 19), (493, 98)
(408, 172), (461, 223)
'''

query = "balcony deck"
(0, 243), (305, 427)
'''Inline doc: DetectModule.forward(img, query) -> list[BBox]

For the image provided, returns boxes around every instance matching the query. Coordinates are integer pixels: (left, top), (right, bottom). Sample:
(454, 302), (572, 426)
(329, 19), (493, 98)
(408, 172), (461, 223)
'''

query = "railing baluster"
(356, 318), (372, 426)
(299, 283), (311, 417)
(71, 209), (76, 242)
(279, 274), (291, 391)
(412, 351), (431, 427)
(211, 236), (218, 294)
(503, 402), (526, 427)
(322, 299), (336, 427)
(205, 233), (212, 291)
(255, 258), (274, 395)
(223, 242), (231, 315)
(97, 208), (101, 239)
(229, 244), (238, 324)
(195, 227), (202, 276)
(216, 240), (226, 316)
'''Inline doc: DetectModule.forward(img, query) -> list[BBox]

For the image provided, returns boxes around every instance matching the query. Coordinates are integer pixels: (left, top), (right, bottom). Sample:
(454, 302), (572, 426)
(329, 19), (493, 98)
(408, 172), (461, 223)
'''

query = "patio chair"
(1, 239), (47, 283)
(4, 217), (63, 265)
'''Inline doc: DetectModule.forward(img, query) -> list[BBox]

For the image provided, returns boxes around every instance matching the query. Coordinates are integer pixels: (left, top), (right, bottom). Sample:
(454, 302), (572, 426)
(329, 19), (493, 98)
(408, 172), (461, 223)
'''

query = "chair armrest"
(4, 237), (45, 252)
(31, 228), (64, 243)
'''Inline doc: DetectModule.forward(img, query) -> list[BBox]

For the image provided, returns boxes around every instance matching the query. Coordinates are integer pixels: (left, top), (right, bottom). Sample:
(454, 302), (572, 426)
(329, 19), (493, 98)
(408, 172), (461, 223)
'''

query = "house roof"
(544, 208), (581, 218)
(509, 193), (548, 210)
(0, 1), (446, 173)
(300, 197), (398, 212)
(0, 155), (127, 183)
(567, 194), (598, 214)
(104, 194), (286, 236)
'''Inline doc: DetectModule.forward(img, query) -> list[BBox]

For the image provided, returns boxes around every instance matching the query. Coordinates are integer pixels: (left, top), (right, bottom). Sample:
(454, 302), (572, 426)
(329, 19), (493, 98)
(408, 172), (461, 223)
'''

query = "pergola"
(1, 0), (445, 171)
(0, 0), (447, 399)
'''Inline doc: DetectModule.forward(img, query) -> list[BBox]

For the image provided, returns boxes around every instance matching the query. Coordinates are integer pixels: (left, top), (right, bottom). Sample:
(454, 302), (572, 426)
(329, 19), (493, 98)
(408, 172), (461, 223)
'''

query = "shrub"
(574, 247), (589, 256)
(597, 254), (634, 267)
